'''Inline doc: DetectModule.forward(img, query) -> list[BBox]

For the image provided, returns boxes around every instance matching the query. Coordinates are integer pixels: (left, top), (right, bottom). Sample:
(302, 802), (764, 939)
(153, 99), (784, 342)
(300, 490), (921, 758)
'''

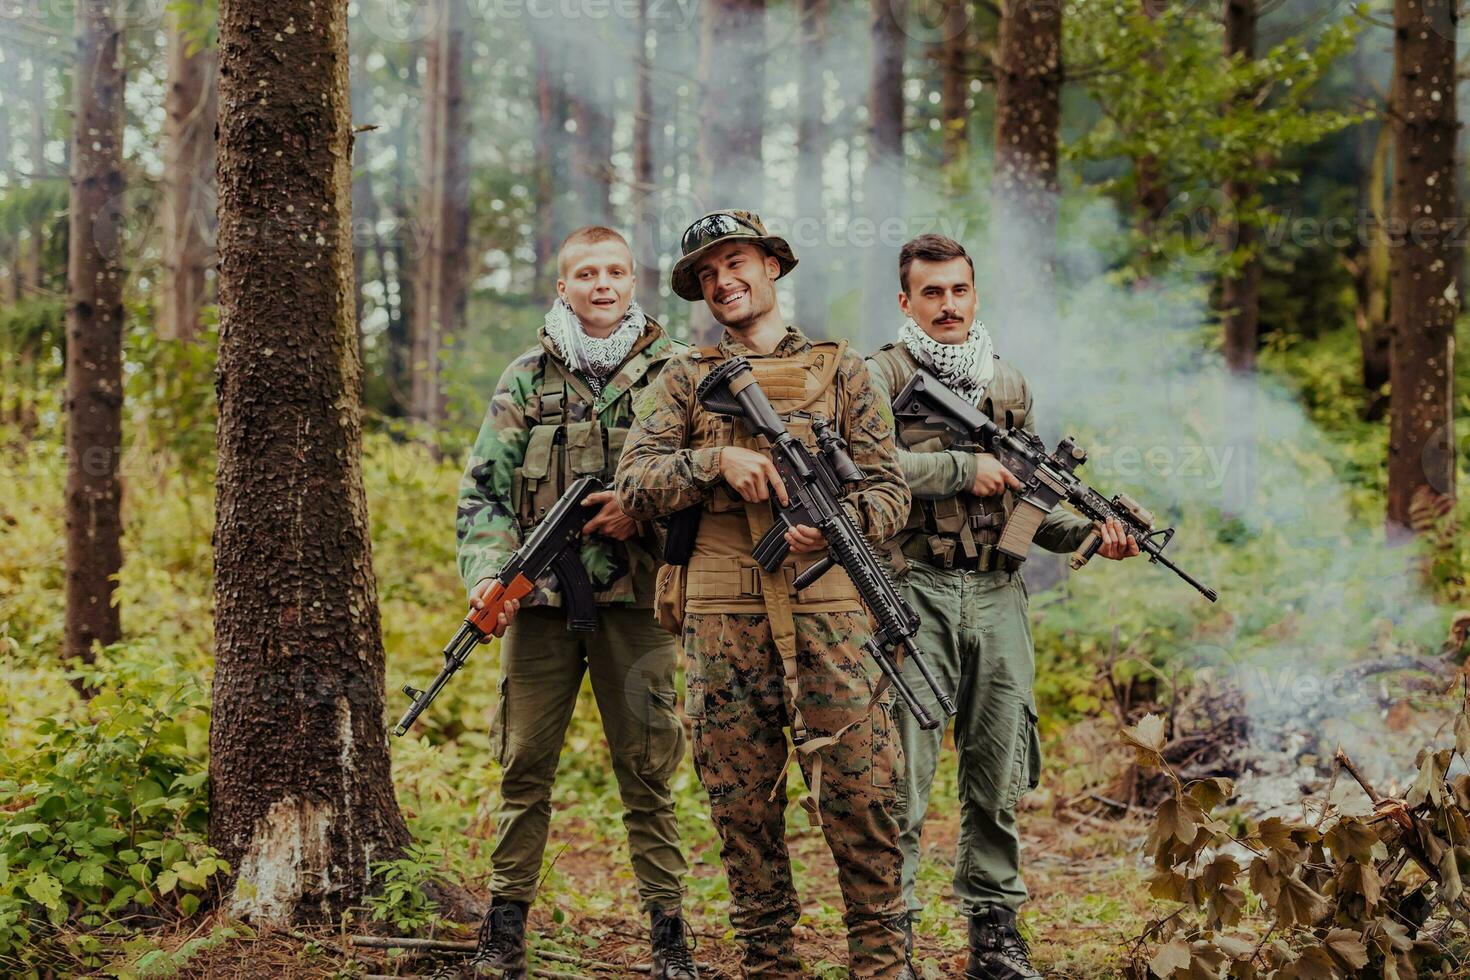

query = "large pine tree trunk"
(386, 55), (415, 418)
(211, 0), (412, 923)
(1356, 120), (1392, 418)
(160, 6), (217, 343)
(863, 0), (904, 348)
(532, 39), (562, 297)
(1387, 0), (1458, 532)
(410, 0), (468, 426)
(794, 0), (829, 335)
(992, 0), (1063, 291)
(26, 58), (47, 293)
(571, 88), (613, 226)
(63, 0), (126, 665)
(1220, 0), (1259, 373)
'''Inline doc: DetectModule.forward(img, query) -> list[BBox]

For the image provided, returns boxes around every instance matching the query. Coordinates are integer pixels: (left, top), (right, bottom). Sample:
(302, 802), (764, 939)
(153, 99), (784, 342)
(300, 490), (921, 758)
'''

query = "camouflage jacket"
(457, 319), (682, 608)
(615, 324), (910, 544)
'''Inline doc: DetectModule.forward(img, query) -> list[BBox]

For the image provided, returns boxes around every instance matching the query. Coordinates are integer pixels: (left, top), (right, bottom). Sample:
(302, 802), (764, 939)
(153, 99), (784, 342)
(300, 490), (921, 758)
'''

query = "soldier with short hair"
(458, 226), (698, 978)
(616, 210), (915, 979)
(866, 234), (1138, 979)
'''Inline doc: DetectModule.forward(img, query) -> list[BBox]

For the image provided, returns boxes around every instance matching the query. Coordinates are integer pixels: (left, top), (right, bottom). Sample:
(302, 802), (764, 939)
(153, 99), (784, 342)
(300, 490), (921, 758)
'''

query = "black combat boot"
(471, 898), (528, 977)
(650, 908), (699, 979)
(965, 906), (1040, 980)
(900, 910), (915, 956)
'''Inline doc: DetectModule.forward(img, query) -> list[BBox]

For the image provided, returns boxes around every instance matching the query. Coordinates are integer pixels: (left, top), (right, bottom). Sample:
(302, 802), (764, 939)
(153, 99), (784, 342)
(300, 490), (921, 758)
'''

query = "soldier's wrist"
(691, 446), (724, 487)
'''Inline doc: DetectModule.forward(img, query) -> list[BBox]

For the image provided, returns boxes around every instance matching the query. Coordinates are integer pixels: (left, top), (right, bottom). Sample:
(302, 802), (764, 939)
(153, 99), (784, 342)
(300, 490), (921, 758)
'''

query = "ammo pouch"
(513, 419), (622, 530)
(653, 564), (687, 635)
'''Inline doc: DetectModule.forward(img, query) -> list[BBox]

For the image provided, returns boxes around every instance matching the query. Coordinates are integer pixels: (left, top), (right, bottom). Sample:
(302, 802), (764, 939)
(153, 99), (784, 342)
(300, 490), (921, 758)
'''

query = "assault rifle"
(696, 356), (957, 732)
(392, 476), (603, 736)
(891, 369), (1218, 602)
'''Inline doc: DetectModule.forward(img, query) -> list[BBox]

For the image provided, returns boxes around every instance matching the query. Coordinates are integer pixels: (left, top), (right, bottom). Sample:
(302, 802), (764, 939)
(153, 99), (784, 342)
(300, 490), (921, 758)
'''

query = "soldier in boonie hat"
(669, 209), (798, 303)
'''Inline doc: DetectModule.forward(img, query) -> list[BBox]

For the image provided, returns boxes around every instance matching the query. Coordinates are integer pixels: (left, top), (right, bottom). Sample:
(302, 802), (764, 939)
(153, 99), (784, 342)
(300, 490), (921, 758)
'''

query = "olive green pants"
(893, 560), (1040, 915)
(488, 605), (688, 912)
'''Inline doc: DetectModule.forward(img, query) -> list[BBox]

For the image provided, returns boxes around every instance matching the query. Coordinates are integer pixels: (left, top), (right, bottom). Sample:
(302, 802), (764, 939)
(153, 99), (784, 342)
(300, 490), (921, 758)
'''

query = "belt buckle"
(742, 566), (763, 597)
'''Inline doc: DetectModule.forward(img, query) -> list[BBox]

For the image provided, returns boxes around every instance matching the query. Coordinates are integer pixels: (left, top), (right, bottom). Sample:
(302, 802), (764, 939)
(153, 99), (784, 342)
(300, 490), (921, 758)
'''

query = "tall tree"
(386, 52), (416, 417)
(1220, 0), (1259, 373)
(1386, 0), (1458, 531)
(938, 0), (970, 196)
(992, 0), (1063, 290)
(160, 4), (217, 342)
(211, 0), (412, 921)
(795, 0), (830, 335)
(64, 0), (126, 665)
(26, 58), (49, 294)
(531, 39), (564, 297)
(570, 84), (614, 226)
(864, 0), (905, 348)
(633, 0), (660, 312)
(410, 0), (469, 426)
(1345, 119), (1392, 420)
(694, 0), (765, 340)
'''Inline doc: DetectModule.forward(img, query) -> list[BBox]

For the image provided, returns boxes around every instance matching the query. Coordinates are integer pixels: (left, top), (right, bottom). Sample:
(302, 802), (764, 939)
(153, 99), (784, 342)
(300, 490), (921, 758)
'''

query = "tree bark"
(211, 0), (412, 923)
(1356, 119), (1392, 419)
(386, 53), (415, 418)
(992, 0), (1063, 292)
(160, 5), (217, 343)
(1135, 0), (1170, 241)
(410, 0), (469, 426)
(27, 58), (48, 294)
(532, 39), (562, 297)
(1386, 0), (1458, 533)
(864, 0), (905, 349)
(795, 0), (829, 335)
(571, 89), (613, 226)
(1220, 0), (1259, 373)
(64, 0), (126, 666)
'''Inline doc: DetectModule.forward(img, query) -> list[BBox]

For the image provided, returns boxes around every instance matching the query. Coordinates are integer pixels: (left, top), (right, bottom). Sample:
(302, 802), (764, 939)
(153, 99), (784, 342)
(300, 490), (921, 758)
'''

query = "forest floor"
(180, 796), (1152, 979)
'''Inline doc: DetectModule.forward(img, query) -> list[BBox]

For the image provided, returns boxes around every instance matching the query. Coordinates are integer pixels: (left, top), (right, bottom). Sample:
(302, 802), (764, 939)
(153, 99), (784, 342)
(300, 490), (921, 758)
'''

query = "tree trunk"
(693, 0), (765, 341)
(63, 0), (126, 666)
(160, 6), (217, 342)
(1135, 0), (1170, 242)
(571, 90), (613, 226)
(386, 54), (415, 418)
(992, 0), (1063, 293)
(633, 0), (660, 312)
(1386, 0), (1458, 533)
(939, 0), (969, 197)
(1356, 119), (1392, 419)
(27, 58), (47, 293)
(410, 0), (469, 426)
(211, 0), (412, 922)
(794, 0), (829, 335)
(532, 39), (561, 297)
(864, 0), (905, 348)
(1220, 0), (1258, 373)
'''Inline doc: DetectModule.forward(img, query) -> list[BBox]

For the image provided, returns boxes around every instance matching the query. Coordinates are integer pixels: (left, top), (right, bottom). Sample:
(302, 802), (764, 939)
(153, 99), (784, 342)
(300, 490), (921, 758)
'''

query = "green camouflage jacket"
(457, 319), (681, 608)
(614, 324), (910, 544)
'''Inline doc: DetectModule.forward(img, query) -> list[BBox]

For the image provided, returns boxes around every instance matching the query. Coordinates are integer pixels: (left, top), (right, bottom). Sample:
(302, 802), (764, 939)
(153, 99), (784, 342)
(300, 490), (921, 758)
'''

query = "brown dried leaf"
(1201, 854), (1241, 893)
(1124, 712), (1169, 767)
(1249, 856), (1284, 906)
(1323, 818), (1378, 864)
(1213, 934), (1256, 959)
(1406, 748), (1451, 809)
(1439, 845), (1464, 904)
(1275, 872), (1330, 927)
(1323, 929), (1368, 970)
(1206, 885), (1246, 929)
(1453, 773), (1470, 810)
(1280, 946), (1340, 980)
(1149, 869), (1191, 903)
(1185, 776), (1234, 812)
(1158, 798), (1200, 846)
(1149, 939), (1191, 978)
(1335, 860), (1382, 908)
(1456, 710), (1470, 760)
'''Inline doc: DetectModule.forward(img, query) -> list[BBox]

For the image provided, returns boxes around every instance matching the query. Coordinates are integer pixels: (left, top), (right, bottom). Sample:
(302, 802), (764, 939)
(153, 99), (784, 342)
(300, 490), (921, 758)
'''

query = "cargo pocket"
(565, 420), (606, 476)
(643, 688), (684, 780)
(1000, 702), (1040, 810)
(516, 424), (562, 525)
(869, 696), (904, 811)
(488, 676), (510, 765)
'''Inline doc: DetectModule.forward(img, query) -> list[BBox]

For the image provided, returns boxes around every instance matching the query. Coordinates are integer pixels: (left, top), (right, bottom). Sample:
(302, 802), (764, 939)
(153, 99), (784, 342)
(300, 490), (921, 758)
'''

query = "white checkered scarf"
(899, 316), (996, 406)
(543, 297), (647, 395)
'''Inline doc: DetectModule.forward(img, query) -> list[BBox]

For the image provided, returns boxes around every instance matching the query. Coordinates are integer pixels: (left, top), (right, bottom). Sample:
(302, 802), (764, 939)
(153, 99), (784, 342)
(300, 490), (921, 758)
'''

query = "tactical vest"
(869, 342), (1030, 574)
(683, 341), (863, 614)
(511, 328), (671, 532)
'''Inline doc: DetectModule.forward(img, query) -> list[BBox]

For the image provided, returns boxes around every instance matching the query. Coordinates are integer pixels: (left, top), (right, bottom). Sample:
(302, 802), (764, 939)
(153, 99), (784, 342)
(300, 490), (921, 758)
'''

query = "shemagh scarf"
(899, 317), (996, 406)
(543, 297), (647, 396)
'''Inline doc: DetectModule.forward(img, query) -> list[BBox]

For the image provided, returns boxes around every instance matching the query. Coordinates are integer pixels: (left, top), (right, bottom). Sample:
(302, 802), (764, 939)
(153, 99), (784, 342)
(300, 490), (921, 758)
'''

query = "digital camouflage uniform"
(457, 319), (689, 913)
(866, 343), (1092, 916)
(616, 325), (913, 979)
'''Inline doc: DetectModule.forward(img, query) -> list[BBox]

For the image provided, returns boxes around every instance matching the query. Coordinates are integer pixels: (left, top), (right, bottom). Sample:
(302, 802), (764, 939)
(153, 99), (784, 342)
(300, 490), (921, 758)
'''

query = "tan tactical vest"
(868, 342), (1030, 573)
(511, 326), (671, 532)
(683, 341), (863, 614)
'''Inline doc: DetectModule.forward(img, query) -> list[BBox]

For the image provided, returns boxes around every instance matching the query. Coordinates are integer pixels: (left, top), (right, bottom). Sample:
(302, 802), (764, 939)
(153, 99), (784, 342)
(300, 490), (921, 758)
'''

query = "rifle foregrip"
(466, 574), (536, 634)
(1069, 529), (1101, 570)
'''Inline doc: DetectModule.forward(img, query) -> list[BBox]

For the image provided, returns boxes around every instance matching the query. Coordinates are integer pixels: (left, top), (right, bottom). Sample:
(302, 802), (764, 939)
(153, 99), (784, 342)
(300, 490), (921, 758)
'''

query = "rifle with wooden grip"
(392, 476), (603, 736)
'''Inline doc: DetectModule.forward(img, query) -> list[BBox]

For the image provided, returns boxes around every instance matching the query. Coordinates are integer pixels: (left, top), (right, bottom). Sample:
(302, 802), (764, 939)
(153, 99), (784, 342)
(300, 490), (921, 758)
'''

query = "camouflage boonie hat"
(670, 209), (799, 302)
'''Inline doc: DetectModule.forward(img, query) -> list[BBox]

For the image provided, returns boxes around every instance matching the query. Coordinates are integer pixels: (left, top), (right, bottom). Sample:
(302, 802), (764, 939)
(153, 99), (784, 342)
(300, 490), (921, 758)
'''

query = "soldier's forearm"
(898, 446), (974, 500)
(1034, 508), (1094, 554)
(615, 448), (721, 520)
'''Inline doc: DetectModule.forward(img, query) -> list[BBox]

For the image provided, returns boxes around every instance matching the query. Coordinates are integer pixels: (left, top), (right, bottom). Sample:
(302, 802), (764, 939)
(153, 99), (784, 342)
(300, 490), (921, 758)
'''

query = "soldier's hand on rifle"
(581, 489), (639, 541)
(1095, 517), (1141, 560)
(971, 453), (1023, 497)
(784, 523), (827, 554)
(720, 447), (790, 505)
(470, 579), (521, 637)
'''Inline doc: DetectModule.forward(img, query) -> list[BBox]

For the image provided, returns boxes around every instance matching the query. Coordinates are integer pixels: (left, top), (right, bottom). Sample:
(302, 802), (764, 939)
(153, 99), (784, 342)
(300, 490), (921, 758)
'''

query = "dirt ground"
(180, 798), (1152, 979)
